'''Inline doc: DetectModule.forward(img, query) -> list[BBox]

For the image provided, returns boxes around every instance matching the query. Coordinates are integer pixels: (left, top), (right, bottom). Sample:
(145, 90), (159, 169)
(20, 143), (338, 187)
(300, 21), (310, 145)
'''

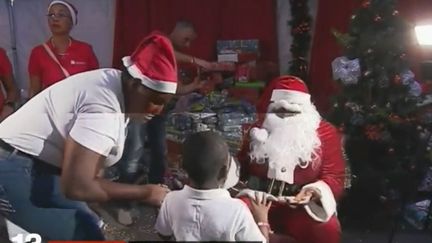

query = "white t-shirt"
(155, 185), (266, 242)
(0, 68), (127, 168)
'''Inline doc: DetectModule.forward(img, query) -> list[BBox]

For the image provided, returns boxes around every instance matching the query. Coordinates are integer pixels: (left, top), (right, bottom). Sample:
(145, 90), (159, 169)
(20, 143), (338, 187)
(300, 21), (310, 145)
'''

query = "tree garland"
(288, 0), (312, 83)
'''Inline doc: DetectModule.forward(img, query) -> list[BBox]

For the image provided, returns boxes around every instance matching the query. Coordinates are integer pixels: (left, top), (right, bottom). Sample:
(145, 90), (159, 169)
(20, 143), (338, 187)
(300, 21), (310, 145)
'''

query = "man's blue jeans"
(146, 115), (167, 184)
(0, 147), (104, 241)
(115, 115), (167, 184)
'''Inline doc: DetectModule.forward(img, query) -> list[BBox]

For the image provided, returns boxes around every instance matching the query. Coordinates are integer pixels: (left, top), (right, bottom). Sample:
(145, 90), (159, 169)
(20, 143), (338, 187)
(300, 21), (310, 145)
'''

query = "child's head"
(182, 131), (236, 189)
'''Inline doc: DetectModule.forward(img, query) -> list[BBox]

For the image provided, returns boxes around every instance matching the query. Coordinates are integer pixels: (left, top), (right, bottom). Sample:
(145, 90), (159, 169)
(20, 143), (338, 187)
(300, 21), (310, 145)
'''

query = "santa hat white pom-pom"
(250, 127), (268, 143)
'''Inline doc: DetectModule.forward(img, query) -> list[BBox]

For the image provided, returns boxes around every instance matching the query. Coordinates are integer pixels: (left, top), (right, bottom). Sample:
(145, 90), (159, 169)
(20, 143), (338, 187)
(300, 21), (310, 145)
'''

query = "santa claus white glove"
(250, 128), (268, 143)
(274, 187), (320, 206)
(236, 189), (278, 202)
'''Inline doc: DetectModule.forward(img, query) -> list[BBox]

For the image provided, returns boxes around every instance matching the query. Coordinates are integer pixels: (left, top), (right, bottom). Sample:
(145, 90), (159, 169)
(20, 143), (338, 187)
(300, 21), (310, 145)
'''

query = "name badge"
(70, 60), (87, 65)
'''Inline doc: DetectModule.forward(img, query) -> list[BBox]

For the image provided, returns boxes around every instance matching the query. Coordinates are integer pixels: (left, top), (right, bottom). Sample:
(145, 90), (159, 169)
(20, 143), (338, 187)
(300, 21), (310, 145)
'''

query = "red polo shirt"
(28, 39), (99, 89)
(0, 48), (12, 77)
(0, 48), (13, 110)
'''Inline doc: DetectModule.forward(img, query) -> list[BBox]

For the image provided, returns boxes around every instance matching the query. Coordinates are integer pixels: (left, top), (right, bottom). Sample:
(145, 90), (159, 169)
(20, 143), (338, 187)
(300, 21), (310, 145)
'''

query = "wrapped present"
(217, 39), (260, 63)
(168, 113), (194, 131)
(208, 62), (236, 72)
(166, 91), (257, 154)
(217, 39), (260, 55)
(235, 63), (253, 82)
(218, 125), (243, 132)
(218, 53), (259, 63)
(404, 200), (431, 230)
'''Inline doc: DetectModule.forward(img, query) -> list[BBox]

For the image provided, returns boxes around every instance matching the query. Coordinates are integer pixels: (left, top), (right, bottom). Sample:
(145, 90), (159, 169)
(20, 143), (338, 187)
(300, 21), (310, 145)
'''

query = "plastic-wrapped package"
(166, 91), (258, 153)
(193, 123), (210, 132)
(218, 125), (243, 132)
(202, 116), (218, 124)
(218, 115), (245, 127)
(403, 200), (431, 230)
(207, 91), (228, 107)
(331, 56), (361, 85)
(168, 113), (193, 131)
(218, 114), (256, 127)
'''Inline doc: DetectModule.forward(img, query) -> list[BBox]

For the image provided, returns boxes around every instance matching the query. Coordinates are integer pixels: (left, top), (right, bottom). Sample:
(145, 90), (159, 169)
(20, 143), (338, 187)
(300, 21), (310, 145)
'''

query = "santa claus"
(237, 76), (346, 243)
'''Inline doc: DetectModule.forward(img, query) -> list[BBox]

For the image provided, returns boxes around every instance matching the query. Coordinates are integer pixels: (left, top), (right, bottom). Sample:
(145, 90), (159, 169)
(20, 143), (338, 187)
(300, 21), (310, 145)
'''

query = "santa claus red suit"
(237, 76), (346, 243)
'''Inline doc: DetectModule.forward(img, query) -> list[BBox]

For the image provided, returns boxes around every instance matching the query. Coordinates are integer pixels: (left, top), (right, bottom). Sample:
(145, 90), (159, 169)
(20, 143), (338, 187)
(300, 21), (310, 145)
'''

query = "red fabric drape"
(112, 0), (278, 69)
(309, 0), (432, 114)
(308, 0), (360, 113)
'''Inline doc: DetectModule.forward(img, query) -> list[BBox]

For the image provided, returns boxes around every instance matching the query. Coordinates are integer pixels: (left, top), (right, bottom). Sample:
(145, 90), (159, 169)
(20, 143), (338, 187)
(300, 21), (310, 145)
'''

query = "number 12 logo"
(11, 233), (42, 243)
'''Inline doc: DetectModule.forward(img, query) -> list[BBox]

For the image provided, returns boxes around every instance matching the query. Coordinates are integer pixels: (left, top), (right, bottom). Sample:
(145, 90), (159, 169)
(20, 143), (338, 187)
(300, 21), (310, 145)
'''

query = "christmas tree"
(328, 0), (431, 222)
(288, 0), (312, 82)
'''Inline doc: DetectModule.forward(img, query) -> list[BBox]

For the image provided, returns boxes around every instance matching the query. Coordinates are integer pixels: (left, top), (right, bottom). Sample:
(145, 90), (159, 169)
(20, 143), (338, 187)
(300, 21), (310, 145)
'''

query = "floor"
(1, 205), (432, 242)
(97, 204), (432, 243)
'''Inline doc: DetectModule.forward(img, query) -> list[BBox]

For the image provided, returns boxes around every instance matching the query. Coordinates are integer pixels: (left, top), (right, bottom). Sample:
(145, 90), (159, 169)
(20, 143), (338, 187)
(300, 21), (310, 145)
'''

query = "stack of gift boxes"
(216, 39), (260, 82)
(166, 91), (257, 154)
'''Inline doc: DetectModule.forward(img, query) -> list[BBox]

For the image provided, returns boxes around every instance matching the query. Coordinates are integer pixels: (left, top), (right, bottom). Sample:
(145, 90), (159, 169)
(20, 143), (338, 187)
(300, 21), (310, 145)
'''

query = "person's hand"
(0, 104), (14, 121)
(140, 184), (170, 207)
(236, 189), (277, 202)
(194, 58), (213, 70)
(250, 191), (272, 223)
(292, 187), (321, 204)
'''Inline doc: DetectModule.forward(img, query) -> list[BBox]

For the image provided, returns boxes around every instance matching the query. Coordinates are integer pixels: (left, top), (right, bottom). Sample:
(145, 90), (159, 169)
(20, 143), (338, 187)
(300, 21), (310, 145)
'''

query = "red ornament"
(393, 75), (401, 85)
(365, 125), (381, 140)
(389, 114), (403, 123)
(362, 0), (371, 8)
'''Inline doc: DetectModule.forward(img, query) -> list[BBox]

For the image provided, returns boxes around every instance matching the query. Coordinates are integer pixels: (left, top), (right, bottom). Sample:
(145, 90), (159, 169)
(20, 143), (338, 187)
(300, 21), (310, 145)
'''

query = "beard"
(249, 101), (322, 173)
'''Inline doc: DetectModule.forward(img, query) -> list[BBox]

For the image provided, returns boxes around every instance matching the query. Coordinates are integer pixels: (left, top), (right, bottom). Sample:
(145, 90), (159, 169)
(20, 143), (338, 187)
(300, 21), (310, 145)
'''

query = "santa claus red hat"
(122, 33), (178, 94)
(270, 75), (310, 103)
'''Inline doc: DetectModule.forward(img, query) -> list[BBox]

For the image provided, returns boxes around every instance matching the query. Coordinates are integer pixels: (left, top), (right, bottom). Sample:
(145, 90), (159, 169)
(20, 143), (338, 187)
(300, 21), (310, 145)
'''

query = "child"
(155, 131), (271, 242)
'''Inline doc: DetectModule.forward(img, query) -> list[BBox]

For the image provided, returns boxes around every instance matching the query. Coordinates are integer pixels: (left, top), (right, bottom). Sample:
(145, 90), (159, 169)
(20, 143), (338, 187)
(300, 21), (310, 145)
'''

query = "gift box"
(166, 91), (258, 158)
(217, 39), (260, 55)
(208, 62), (236, 72)
(235, 63), (255, 82)
(216, 39), (260, 63)
(217, 53), (259, 63)
(227, 87), (261, 105)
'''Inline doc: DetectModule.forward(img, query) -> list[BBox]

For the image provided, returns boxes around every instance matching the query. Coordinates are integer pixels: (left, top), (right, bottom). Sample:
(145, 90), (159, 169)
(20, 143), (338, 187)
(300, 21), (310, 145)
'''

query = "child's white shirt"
(155, 185), (266, 242)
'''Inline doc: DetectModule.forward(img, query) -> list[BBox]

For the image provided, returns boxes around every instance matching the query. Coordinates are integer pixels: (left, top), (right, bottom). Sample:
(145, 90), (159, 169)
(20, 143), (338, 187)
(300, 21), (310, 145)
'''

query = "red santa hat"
(257, 76), (311, 114)
(122, 33), (178, 94)
(270, 76), (311, 104)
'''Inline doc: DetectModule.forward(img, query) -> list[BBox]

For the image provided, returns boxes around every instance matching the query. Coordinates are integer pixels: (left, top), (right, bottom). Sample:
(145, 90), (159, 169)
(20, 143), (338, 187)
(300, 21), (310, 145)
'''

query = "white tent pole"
(6, 0), (23, 100)
(7, 0), (17, 66)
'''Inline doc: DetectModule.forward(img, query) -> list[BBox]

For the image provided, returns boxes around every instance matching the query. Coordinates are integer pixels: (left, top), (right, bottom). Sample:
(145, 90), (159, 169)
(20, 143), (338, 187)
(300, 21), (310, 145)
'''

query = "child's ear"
(217, 164), (228, 182)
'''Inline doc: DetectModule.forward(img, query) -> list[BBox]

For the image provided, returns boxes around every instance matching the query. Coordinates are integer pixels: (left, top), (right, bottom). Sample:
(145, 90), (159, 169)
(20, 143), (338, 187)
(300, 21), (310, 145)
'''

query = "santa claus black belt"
(248, 176), (303, 197)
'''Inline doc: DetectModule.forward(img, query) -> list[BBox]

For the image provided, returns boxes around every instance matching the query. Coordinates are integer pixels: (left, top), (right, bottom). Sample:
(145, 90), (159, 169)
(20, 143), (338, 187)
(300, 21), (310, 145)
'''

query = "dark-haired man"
(116, 20), (214, 185)
(0, 33), (174, 241)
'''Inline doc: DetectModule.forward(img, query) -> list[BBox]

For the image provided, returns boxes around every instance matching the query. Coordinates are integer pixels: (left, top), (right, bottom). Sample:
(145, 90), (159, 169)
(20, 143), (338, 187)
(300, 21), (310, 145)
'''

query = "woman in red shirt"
(28, 0), (99, 98)
(0, 48), (18, 121)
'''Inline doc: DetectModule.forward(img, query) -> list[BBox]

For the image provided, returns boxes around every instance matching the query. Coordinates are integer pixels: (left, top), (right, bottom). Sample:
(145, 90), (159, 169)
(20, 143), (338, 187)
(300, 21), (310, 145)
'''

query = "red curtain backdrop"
(112, 0), (278, 69)
(309, 0), (432, 114)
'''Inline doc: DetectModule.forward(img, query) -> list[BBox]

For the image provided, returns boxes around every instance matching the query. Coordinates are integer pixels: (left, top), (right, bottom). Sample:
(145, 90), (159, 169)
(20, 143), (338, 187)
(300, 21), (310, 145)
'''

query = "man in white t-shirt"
(0, 33), (175, 241)
(155, 131), (271, 242)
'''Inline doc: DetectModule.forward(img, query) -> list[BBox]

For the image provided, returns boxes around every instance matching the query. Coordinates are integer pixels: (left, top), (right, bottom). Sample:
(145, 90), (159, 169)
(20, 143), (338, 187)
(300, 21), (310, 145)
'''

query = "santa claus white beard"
(249, 105), (322, 171)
